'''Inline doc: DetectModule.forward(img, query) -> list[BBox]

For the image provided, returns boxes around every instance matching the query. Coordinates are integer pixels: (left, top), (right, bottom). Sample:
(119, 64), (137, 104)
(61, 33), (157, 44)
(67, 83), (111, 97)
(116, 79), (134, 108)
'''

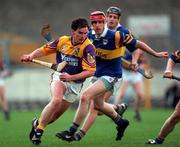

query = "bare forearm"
(136, 40), (158, 57)
(30, 47), (46, 59)
(165, 58), (175, 72)
(21, 47), (46, 62)
(71, 70), (95, 81)
(131, 49), (141, 64)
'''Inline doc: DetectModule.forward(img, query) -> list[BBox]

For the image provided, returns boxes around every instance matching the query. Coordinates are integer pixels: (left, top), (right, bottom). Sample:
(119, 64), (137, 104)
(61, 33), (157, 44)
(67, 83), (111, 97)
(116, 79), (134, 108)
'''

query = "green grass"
(0, 108), (180, 147)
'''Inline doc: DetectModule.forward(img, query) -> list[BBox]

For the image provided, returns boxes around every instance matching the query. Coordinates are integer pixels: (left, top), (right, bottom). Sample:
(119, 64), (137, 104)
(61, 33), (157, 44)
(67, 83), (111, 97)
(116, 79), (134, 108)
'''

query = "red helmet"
(90, 11), (105, 21)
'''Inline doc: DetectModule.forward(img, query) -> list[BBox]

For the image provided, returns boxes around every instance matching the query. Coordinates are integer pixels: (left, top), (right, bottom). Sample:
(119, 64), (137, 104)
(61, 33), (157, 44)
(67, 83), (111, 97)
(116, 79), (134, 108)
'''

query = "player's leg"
(132, 80), (143, 121)
(66, 90), (128, 142)
(0, 85), (10, 120)
(158, 100), (180, 139)
(81, 91), (112, 134)
(71, 79), (107, 128)
(93, 93), (129, 141)
(29, 80), (70, 145)
(48, 99), (71, 124)
(146, 100), (180, 144)
(56, 79), (108, 141)
(58, 78), (129, 142)
(91, 78), (129, 141)
(115, 80), (129, 104)
(56, 99), (100, 141)
(113, 79), (128, 117)
(92, 78), (129, 141)
(71, 99), (101, 141)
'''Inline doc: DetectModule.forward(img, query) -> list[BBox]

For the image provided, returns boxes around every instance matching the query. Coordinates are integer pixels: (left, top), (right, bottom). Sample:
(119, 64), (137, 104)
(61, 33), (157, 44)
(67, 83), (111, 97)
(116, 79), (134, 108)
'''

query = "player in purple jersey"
(21, 18), (96, 145)
(146, 50), (180, 145)
(40, 21), (129, 142)
(59, 11), (168, 142)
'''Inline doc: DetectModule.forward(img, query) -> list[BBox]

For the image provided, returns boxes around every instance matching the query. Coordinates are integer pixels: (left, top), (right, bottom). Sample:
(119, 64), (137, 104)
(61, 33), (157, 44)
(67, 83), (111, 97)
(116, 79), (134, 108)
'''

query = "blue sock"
(68, 122), (79, 135)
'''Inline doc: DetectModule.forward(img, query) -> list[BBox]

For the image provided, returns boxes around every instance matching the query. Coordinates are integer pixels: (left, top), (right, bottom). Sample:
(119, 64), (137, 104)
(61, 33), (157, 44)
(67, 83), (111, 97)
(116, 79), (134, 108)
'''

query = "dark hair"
(107, 6), (122, 17)
(71, 18), (89, 31)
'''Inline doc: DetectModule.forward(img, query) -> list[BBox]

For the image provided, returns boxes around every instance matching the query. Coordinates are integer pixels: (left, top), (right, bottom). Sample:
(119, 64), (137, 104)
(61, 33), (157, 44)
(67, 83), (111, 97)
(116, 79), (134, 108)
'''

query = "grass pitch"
(0, 108), (179, 147)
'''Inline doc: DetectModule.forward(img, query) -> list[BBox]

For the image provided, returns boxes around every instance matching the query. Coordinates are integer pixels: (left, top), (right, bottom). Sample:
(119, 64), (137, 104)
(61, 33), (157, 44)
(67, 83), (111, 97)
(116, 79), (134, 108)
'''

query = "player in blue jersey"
(146, 50), (180, 145)
(58, 11), (168, 142)
(106, 6), (146, 121)
(21, 18), (96, 145)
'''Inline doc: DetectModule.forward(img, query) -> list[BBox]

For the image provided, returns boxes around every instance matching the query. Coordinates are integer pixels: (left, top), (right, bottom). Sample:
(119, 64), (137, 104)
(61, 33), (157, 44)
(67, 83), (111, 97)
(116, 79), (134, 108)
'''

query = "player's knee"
(51, 97), (62, 107)
(174, 112), (180, 121)
(170, 113), (180, 123)
(80, 91), (91, 104)
(136, 91), (143, 99)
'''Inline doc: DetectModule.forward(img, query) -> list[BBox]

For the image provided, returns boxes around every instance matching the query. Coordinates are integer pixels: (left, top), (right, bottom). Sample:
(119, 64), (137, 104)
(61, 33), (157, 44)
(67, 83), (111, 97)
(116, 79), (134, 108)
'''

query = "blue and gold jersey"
(170, 50), (180, 63)
(116, 25), (137, 53)
(88, 27), (137, 78)
(123, 50), (132, 61)
(41, 36), (96, 83)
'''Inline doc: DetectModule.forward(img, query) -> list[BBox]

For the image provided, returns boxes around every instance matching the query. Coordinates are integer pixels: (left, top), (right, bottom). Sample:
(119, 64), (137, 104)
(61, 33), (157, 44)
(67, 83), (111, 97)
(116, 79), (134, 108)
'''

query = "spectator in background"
(0, 60), (11, 120)
(147, 50), (180, 145)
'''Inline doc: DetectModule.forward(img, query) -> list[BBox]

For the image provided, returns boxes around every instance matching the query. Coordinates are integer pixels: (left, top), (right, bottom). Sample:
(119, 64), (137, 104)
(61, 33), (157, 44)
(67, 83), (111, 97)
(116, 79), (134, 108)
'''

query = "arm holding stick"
(163, 50), (180, 81)
(31, 59), (66, 72)
(121, 58), (153, 79)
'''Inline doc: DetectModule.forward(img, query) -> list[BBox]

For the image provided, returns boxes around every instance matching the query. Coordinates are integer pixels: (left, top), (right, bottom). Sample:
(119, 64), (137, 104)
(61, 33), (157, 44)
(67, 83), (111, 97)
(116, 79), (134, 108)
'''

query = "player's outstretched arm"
(136, 40), (169, 58)
(20, 47), (46, 62)
(163, 54), (180, 81)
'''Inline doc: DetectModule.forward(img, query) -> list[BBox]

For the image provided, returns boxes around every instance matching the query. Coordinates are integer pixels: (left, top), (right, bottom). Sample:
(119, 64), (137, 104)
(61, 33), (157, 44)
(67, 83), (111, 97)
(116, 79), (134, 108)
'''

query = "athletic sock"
(74, 130), (86, 141)
(155, 137), (164, 144)
(68, 122), (79, 135)
(37, 124), (45, 131)
(113, 114), (124, 125)
(4, 111), (10, 120)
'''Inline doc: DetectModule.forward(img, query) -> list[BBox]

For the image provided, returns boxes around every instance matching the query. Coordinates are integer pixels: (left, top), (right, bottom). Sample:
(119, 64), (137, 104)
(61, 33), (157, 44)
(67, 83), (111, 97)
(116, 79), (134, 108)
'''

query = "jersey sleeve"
(119, 30), (137, 52)
(170, 50), (180, 63)
(40, 38), (59, 55)
(82, 44), (96, 71)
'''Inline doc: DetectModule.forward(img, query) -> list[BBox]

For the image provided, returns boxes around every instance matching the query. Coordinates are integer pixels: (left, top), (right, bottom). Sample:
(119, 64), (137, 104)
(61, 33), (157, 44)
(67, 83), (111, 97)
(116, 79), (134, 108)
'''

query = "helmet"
(90, 11), (106, 21)
(107, 6), (121, 16)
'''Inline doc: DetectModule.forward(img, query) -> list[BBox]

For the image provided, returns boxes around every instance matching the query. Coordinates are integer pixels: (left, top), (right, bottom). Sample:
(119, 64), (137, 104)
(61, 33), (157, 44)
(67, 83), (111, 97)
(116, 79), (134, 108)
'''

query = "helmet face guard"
(107, 6), (121, 17)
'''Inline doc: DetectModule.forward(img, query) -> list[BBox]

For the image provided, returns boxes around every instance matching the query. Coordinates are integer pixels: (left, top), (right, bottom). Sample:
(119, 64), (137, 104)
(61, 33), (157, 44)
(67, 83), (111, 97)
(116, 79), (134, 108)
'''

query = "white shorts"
(91, 76), (122, 97)
(52, 72), (83, 103)
(122, 69), (143, 84)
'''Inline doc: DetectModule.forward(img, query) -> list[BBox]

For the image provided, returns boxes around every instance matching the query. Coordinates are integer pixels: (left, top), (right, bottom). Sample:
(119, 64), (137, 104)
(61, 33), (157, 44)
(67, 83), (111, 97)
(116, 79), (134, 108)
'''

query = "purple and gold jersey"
(41, 36), (96, 83)
(170, 50), (180, 63)
(88, 27), (137, 78)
